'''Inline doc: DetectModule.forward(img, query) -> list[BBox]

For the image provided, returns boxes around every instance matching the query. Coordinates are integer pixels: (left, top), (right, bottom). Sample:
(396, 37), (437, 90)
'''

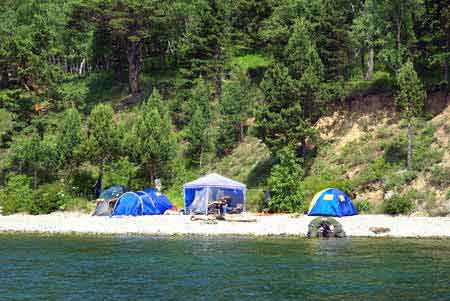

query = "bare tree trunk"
(445, 38), (449, 104)
(360, 48), (365, 76)
(407, 121), (413, 170)
(148, 162), (155, 187)
(365, 47), (374, 80)
(396, 18), (401, 52)
(199, 145), (204, 168)
(127, 40), (141, 97)
(214, 45), (222, 101)
(239, 120), (244, 142)
(79, 58), (86, 76)
(300, 137), (307, 159)
(64, 57), (68, 73)
(94, 165), (104, 198)
(33, 168), (38, 189)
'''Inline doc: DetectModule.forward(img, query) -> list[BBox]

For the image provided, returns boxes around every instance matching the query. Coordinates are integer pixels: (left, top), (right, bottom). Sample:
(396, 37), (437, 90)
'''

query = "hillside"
(211, 93), (449, 215)
(167, 92), (449, 216)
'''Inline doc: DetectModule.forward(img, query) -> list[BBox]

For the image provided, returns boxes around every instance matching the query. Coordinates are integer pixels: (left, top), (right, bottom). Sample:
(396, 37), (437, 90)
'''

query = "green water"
(0, 234), (449, 300)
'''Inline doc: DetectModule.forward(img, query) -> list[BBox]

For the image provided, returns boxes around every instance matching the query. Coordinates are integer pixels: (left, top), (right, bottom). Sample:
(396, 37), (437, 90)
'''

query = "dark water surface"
(0, 234), (449, 301)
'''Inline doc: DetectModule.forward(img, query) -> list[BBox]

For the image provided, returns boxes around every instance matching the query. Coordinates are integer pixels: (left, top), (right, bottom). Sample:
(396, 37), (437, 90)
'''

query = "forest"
(0, 0), (449, 215)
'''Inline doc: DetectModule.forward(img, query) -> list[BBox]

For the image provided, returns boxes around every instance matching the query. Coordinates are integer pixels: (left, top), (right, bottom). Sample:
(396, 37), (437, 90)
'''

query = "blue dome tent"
(112, 190), (172, 216)
(183, 173), (246, 214)
(99, 185), (124, 201)
(144, 188), (173, 213)
(308, 188), (358, 217)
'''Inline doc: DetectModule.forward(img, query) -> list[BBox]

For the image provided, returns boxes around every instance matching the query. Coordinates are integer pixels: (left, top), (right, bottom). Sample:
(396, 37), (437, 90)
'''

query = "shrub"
(383, 194), (415, 215)
(412, 125), (443, 172)
(268, 147), (305, 213)
(355, 200), (372, 213)
(64, 197), (95, 213)
(246, 189), (266, 212)
(383, 137), (407, 165)
(31, 183), (72, 214)
(103, 157), (139, 189)
(376, 126), (392, 140)
(0, 175), (33, 215)
(164, 186), (184, 209)
(429, 166), (450, 188)
(337, 138), (378, 167)
(354, 158), (392, 187)
(69, 169), (97, 200)
(383, 170), (417, 190)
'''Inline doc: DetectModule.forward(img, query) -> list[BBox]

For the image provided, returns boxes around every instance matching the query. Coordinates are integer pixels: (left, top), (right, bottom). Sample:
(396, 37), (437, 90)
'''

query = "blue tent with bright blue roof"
(112, 190), (172, 216)
(308, 188), (357, 217)
(144, 188), (173, 213)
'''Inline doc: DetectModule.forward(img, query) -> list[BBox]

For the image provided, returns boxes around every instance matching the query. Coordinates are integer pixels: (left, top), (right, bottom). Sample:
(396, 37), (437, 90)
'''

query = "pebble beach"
(0, 213), (449, 238)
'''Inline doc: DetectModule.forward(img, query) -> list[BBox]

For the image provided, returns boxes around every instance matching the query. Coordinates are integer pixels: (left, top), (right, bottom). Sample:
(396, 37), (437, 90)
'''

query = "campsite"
(1, 172), (448, 238)
(0, 1), (449, 300)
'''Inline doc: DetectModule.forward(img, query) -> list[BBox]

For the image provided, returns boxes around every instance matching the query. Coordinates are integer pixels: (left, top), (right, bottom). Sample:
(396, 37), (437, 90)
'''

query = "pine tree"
(179, 0), (229, 99)
(351, 0), (381, 80)
(395, 61), (426, 170)
(85, 104), (119, 192)
(268, 146), (305, 213)
(255, 64), (308, 154)
(377, 0), (423, 71)
(217, 71), (254, 155)
(71, 0), (169, 96)
(57, 108), (85, 178)
(128, 90), (177, 186)
(184, 79), (215, 166)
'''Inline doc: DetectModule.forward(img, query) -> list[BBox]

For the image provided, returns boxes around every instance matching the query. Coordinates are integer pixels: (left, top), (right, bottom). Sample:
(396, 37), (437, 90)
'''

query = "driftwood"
(190, 215), (217, 222)
(369, 227), (391, 234)
(190, 214), (257, 223)
(224, 215), (257, 223)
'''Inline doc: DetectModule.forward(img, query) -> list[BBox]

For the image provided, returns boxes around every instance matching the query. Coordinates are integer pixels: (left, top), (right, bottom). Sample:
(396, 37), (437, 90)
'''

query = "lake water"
(0, 234), (449, 300)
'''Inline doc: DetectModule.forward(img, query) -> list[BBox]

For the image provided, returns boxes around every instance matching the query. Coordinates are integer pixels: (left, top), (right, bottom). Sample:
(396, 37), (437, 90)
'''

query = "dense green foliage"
(268, 147), (305, 212)
(0, 0), (448, 214)
(383, 194), (415, 215)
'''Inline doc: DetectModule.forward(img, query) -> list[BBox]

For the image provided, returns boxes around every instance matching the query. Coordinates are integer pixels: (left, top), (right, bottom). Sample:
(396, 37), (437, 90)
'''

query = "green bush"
(0, 175), (33, 215)
(103, 157), (139, 189)
(383, 194), (415, 215)
(31, 182), (72, 214)
(412, 125), (443, 172)
(268, 147), (305, 213)
(337, 136), (378, 167)
(64, 197), (95, 213)
(355, 200), (372, 213)
(164, 186), (184, 209)
(69, 169), (97, 200)
(429, 166), (450, 188)
(354, 158), (392, 187)
(383, 170), (417, 190)
(383, 137), (407, 165)
(246, 189), (266, 212)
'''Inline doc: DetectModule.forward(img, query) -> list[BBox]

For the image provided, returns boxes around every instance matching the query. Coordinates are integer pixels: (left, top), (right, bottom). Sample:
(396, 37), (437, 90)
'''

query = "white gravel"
(0, 213), (449, 237)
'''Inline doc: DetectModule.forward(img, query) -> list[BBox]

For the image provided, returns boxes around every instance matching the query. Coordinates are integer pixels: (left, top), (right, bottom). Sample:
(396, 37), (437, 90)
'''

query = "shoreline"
(0, 213), (449, 238)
